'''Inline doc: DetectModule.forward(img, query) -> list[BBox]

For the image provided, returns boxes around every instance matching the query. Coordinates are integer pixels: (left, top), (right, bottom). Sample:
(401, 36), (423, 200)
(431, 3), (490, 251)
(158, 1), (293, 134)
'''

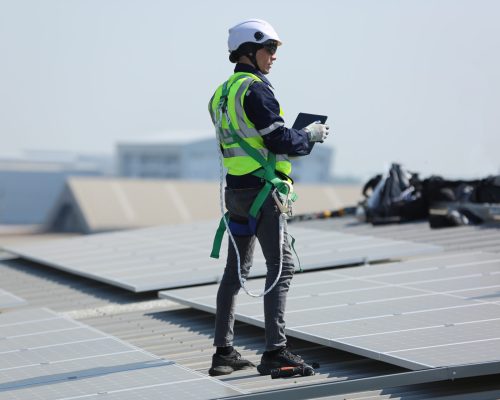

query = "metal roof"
(44, 178), (361, 233)
(0, 307), (241, 399)
(0, 255), (403, 394)
(159, 250), (500, 371)
(297, 217), (500, 254)
(4, 223), (440, 292)
(1, 217), (500, 399)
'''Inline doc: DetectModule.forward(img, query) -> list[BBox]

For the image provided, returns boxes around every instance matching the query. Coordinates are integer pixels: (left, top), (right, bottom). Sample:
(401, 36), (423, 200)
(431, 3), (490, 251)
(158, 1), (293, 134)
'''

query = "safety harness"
(210, 73), (299, 297)
(210, 73), (297, 258)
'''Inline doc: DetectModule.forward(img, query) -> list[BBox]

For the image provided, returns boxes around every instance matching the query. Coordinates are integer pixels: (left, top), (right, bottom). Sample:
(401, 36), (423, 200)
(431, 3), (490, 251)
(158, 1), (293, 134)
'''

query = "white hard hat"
(228, 19), (282, 52)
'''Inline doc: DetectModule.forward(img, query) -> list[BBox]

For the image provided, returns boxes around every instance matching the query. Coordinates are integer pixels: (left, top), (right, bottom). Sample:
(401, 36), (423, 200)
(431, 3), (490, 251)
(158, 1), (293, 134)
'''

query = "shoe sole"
(209, 366), (234, 376)
(209, 364), (255, 376)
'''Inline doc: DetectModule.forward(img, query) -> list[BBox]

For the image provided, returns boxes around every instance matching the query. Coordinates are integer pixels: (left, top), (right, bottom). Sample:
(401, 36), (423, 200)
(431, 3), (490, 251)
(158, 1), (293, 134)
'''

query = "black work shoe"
(208, 349), (255, 376)
(257, 347), (306, 376)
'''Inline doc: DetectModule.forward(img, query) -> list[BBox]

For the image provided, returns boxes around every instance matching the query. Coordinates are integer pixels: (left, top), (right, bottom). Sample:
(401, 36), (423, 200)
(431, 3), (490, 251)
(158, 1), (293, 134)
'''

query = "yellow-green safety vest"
(209, 72), (292, 177)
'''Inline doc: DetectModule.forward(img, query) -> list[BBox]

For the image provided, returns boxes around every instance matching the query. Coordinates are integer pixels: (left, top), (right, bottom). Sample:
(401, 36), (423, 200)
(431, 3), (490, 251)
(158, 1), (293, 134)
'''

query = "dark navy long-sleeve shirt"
(226, 63), (313, 188)
(236, 63), (312, 157)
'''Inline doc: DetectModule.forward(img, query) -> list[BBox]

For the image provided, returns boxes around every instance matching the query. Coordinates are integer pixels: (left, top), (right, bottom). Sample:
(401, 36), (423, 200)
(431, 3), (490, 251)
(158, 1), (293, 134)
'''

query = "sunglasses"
(262, 41), (278, 55)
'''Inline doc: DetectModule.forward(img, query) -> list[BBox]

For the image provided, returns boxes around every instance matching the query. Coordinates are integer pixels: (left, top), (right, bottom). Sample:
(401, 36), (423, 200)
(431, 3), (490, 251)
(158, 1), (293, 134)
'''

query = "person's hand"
(304, 121), (330, 143)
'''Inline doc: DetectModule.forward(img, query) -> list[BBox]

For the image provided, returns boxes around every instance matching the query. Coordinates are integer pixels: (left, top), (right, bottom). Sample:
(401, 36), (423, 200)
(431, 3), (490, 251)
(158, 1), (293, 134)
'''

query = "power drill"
(270, 364), (316, 379)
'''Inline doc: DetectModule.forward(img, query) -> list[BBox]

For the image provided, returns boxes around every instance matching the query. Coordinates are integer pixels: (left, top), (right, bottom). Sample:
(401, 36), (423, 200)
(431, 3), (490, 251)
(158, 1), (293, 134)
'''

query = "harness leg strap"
(210, 212), (229, 259)
(210, 212), (258, 259)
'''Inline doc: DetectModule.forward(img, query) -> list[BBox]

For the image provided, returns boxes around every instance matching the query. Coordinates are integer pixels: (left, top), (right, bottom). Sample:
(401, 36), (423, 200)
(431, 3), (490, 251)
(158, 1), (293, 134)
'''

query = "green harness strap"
(210, 212), (230, 259)
(210, 75), (298, 259)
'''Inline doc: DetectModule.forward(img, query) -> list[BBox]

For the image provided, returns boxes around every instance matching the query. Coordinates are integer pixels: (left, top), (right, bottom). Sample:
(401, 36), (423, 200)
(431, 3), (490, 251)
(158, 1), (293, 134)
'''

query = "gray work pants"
(213, 187), (295, 351)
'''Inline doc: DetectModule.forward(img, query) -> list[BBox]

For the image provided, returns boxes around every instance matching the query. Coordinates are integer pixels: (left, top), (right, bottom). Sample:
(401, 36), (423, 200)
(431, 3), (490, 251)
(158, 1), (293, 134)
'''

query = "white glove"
(304, 121), (330, 143)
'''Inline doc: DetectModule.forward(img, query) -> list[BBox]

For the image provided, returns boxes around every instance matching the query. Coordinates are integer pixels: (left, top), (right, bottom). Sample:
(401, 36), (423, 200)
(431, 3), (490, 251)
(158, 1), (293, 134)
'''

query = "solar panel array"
(0, 308), (242, 399)
(302, 217), (500, 254)
(160, 251), (500, 370)
(4, 222), (441, 292)
(0, 289), (25, 309)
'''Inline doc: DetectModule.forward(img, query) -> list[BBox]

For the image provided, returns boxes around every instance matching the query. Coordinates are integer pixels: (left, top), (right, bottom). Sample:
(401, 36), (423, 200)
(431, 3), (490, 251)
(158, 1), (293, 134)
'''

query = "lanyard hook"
(272, 181), (294, 216)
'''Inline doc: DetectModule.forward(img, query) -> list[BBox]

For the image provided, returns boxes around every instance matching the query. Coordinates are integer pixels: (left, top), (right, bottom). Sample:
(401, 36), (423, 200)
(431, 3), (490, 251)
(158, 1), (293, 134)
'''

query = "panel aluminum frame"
(0, 289), (26, 309)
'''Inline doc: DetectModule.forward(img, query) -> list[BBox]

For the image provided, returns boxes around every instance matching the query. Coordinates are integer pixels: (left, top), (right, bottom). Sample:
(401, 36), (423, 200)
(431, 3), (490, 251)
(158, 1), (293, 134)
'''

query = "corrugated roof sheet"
(1, 217), (500, 398)
(46, 178), (361, 233)
(0, 255), (404, 394)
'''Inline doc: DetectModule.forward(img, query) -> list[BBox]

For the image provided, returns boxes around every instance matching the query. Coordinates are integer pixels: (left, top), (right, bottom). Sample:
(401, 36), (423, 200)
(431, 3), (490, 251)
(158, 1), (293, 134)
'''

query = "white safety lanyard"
(215, 104), (289, 298)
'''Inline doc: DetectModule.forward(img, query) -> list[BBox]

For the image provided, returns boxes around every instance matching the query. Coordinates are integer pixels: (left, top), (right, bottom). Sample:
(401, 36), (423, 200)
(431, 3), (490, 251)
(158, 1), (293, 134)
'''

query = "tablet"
(292, 112), (328, 130)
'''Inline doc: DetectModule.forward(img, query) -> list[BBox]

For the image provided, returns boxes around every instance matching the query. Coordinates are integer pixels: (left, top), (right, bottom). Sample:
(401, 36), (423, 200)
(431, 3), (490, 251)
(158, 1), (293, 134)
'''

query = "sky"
(1, 0), (499, 181)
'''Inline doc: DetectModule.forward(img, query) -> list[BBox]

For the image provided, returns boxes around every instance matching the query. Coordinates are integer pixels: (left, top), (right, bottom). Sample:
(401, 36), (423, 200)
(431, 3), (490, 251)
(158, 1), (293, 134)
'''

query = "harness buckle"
(272, 181), (294, 217)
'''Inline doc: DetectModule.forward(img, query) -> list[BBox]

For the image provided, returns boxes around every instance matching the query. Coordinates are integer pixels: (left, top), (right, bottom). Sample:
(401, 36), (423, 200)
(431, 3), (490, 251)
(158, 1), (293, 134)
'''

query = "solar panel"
(160, 251), (500, 370)
(1, 365), (240, 400)
(3, 222), (441, 292)
(0, 308), (242, 399)
(0, 289), (25, 308)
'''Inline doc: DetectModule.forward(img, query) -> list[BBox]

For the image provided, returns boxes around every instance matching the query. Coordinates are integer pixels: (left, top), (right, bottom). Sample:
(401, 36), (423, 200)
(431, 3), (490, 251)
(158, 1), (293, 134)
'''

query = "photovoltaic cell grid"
(0, 289), (25, 309)
(0, 308), (241, 399)
(160, 251), (500, 371)
(3, 222), (441, 292)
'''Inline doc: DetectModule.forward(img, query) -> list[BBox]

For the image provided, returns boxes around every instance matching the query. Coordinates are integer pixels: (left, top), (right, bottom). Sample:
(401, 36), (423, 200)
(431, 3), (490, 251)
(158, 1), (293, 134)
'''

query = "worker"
(207, 18), (330, 376)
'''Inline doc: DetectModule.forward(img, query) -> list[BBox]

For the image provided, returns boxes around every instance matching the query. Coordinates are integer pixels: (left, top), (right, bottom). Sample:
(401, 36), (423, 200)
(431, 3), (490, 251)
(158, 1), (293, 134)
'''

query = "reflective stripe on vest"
(210, 72), (291, 177)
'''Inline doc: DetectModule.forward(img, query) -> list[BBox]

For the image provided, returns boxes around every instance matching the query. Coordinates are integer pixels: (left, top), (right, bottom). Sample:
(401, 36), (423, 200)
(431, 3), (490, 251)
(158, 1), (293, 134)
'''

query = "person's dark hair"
(229, 42), (261, 63)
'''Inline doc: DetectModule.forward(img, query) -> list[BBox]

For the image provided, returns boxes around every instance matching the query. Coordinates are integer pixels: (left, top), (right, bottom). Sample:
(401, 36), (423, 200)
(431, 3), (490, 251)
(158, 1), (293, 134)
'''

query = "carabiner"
(272, 181), (294, 216)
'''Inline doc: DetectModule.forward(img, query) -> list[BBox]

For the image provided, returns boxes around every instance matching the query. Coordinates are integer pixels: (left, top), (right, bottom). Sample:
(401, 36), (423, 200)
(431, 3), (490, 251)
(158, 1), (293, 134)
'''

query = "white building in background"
(116, 133), (217, 180)
(116, 132), (334, 182)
